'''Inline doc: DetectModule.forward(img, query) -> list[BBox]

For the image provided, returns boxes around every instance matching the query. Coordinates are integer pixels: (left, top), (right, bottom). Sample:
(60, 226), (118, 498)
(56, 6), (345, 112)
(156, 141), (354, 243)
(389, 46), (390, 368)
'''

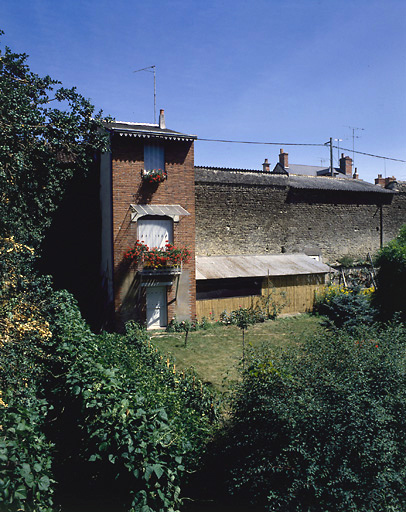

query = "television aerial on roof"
(134, 65), (157, 124)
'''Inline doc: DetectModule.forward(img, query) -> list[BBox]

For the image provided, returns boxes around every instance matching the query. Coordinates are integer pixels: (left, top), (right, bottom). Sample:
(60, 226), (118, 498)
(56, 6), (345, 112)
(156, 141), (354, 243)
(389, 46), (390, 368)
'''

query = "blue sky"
(2, 0), (406, 182)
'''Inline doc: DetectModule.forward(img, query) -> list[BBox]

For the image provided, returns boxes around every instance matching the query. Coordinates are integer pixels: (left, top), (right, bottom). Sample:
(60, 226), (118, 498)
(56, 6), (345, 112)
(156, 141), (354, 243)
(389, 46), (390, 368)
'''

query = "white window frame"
(137, 216), (173, 250)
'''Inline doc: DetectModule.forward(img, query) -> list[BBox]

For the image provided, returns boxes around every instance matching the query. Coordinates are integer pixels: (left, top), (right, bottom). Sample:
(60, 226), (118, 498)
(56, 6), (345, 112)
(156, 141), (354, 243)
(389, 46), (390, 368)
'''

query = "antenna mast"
(134, 65), (157, 123)
(346, 126), (364, 167)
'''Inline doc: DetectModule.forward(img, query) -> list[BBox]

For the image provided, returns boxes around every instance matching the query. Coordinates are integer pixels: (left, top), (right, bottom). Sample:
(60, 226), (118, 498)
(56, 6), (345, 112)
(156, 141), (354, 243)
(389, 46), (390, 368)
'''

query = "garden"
(1, 35), (406, 512)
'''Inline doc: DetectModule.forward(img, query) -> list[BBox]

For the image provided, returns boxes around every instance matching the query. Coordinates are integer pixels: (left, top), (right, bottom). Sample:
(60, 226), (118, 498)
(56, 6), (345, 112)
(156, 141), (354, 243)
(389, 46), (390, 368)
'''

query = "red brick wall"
(110, 135), (196, 327)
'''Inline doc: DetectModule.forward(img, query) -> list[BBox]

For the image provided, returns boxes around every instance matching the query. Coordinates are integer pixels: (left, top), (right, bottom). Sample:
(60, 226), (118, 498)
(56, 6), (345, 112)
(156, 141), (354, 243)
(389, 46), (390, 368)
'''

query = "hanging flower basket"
(124, 241), (191, 269)
(142, 168), (167, 184)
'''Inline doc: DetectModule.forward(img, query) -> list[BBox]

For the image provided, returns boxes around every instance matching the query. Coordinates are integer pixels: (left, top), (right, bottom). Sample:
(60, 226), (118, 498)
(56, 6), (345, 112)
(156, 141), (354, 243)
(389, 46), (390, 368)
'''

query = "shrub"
(373, 224), (406, 321)
(213, 322), (406, 511)
(314, 284), (376, 330)
(46, 297), (218, 512)
(166, 316), (197, 333)
(0, 391), (55, 512)
(219, 291), (287, 327)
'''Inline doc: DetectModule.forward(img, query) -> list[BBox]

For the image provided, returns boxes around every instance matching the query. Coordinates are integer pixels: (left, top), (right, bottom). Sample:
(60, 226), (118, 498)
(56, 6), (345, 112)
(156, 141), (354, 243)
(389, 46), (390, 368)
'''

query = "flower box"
(124, 241), (191, 271)
(142, 168), (167, 184)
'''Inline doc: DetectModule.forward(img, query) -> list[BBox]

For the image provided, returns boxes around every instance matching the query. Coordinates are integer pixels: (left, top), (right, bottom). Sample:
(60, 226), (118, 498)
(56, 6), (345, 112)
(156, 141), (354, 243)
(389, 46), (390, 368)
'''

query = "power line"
(332, 145), (406, 164)
(196, 137), (406, 164)
(197, 138), (324, 147)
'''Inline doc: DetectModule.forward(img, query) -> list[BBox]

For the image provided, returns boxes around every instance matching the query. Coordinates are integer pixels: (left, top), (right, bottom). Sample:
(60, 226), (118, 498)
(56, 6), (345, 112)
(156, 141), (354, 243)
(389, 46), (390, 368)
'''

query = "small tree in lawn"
(234, 307), (252, 369)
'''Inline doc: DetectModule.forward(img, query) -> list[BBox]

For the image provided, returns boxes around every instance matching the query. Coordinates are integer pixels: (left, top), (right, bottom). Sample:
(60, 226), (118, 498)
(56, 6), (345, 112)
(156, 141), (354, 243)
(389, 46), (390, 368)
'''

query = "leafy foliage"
(44, 293), (218, 512)
(373, 225), (406, 321)
(0, 33), (109, 248)
(0, 241), (58, 511)
(210, 323), (406, 511)
(219, 291), (287, 326)
(0, 393), (55, 512)
(314, 284), (376, 330)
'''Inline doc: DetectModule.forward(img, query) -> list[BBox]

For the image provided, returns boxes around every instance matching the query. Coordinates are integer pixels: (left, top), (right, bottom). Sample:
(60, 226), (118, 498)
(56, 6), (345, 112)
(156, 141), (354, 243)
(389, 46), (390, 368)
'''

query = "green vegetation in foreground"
(149, 314), (324, 391)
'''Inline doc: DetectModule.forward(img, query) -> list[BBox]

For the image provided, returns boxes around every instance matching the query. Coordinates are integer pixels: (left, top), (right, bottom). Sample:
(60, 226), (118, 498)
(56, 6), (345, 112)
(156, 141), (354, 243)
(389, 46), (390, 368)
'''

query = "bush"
(373, 225), (406, 321)
(212, 322), (406, 511)
(166, 316), (197, 332)
(45, 296), (218, 512)
(314, 284), (376, 330)
(0, 391), (55, 512)
(219, 291), (287, 327)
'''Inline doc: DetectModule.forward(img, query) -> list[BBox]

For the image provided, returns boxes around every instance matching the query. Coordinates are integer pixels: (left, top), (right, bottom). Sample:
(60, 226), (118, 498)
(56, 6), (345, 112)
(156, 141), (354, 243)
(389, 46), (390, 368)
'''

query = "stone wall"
(195, 170), (406, 264)
(383, 181), (406, 242)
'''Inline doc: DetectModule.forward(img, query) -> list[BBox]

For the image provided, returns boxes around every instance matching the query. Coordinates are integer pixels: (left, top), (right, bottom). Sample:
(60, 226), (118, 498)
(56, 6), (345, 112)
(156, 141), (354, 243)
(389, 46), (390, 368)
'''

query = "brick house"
(99, 110), (197, 330)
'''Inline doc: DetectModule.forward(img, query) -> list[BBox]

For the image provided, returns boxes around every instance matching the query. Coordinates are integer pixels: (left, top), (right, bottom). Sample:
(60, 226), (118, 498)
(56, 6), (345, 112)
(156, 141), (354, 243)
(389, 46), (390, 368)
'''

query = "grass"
(149, 314), (324, 392)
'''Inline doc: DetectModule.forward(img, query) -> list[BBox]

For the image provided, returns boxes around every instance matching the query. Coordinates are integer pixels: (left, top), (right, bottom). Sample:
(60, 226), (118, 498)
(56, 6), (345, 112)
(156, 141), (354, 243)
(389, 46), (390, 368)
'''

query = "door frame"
(146, 285), (167, 329)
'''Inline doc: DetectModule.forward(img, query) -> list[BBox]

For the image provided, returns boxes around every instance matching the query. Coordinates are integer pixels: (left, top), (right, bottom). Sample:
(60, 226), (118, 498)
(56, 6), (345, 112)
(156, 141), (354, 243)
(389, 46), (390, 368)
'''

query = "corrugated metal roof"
(104, 121), (197, 141)
(130, 204), (190, 222)
(194, 167), (393, 194)
(196, 254), (332, 280)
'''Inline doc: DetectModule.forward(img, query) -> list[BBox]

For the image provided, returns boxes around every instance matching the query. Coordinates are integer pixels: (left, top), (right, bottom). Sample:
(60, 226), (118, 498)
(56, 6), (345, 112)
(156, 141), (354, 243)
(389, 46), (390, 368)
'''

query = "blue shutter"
(144, 144), (165, 171)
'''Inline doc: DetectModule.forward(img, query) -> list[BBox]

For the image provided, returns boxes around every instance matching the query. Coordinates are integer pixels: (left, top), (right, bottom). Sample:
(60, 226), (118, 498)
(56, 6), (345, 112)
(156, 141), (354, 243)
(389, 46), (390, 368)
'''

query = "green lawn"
(149, 314), (324, 392)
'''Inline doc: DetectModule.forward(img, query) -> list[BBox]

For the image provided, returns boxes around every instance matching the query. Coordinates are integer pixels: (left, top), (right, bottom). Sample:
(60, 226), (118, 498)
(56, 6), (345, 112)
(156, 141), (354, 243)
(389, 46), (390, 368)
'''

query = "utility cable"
(197, 137), (406, 164)
(197, 138), (324, 147)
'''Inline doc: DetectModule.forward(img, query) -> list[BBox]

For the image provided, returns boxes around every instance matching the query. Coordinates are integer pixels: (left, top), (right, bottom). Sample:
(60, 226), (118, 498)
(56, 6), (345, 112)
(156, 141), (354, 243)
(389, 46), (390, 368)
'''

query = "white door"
(146, 286), (167, 329)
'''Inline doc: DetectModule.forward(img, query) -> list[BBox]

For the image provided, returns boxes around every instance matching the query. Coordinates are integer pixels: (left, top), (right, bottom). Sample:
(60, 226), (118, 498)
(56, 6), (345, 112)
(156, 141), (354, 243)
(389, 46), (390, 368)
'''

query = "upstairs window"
(144, 144), (165, 172)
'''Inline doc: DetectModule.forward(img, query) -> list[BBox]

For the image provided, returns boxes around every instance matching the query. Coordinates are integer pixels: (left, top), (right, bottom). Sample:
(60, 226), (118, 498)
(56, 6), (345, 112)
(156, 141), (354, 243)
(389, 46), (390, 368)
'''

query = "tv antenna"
(346, 126), (364, 167)
(134, 65), (156, 124)
(334, 138), (343, 163)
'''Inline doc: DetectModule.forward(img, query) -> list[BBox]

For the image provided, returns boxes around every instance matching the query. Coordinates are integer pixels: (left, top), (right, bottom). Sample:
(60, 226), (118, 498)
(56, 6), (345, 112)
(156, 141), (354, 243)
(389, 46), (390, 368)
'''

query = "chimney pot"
(262, 158), (270, 172)
(159, 109), (166, 129)
(339, 154), (353, 176)
(279, 149), (289, 169)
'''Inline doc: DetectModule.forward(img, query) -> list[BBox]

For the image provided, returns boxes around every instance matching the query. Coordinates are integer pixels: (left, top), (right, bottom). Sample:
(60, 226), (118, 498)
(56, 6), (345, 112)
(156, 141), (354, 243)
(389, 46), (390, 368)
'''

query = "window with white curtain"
(144, 144), (165, 171)
(137, 216), (173, 249)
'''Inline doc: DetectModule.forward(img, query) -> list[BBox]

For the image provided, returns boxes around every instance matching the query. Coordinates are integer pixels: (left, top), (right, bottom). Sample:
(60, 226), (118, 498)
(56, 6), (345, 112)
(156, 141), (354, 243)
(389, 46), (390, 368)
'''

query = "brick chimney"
(279, 149), (289, 169)
(375, 174), (397, 188)
(159, 109), (166, 129)
(375, 174), (385, 187)
(339, 153), (352, 176)
(262, 158), (270, 172)
(353, 168), (359, 180)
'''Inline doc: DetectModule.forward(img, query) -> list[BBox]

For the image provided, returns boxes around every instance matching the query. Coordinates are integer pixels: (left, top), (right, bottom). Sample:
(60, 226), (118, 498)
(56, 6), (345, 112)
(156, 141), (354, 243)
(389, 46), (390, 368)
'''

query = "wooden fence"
(196, 273), (327, 320)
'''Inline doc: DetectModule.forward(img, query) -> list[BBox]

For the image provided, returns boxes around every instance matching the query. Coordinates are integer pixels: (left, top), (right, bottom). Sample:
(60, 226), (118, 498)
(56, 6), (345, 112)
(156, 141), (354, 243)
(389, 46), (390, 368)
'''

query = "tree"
(210, 324), (406, 511)
(373, 225), (406, 321)
(0, 31), (110, 249)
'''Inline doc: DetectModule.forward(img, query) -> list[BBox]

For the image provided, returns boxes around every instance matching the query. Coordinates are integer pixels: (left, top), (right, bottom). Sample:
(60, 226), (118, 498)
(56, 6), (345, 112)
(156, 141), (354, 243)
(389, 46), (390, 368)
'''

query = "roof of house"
(195, 166), (394, 195)
(196, 253), (332, 280)
(288, 163), (329, 176)
(104, 121), (197, 141)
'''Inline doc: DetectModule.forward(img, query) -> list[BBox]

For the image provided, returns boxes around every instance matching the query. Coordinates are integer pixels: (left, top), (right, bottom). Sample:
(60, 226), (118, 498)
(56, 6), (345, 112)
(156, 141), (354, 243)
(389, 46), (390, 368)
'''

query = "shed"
(195, 253), (332, 319)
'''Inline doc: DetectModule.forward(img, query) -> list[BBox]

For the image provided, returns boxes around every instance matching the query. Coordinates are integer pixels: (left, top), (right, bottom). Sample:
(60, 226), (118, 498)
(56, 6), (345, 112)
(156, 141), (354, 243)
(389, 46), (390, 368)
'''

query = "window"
(144, 144), (164, 172)
(137, 216), (173, 249)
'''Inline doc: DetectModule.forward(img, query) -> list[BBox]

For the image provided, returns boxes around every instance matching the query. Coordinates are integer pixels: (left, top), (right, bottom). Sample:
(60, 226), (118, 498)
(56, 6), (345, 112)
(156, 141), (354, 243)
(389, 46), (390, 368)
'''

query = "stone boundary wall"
(195, 170), (406, 264)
